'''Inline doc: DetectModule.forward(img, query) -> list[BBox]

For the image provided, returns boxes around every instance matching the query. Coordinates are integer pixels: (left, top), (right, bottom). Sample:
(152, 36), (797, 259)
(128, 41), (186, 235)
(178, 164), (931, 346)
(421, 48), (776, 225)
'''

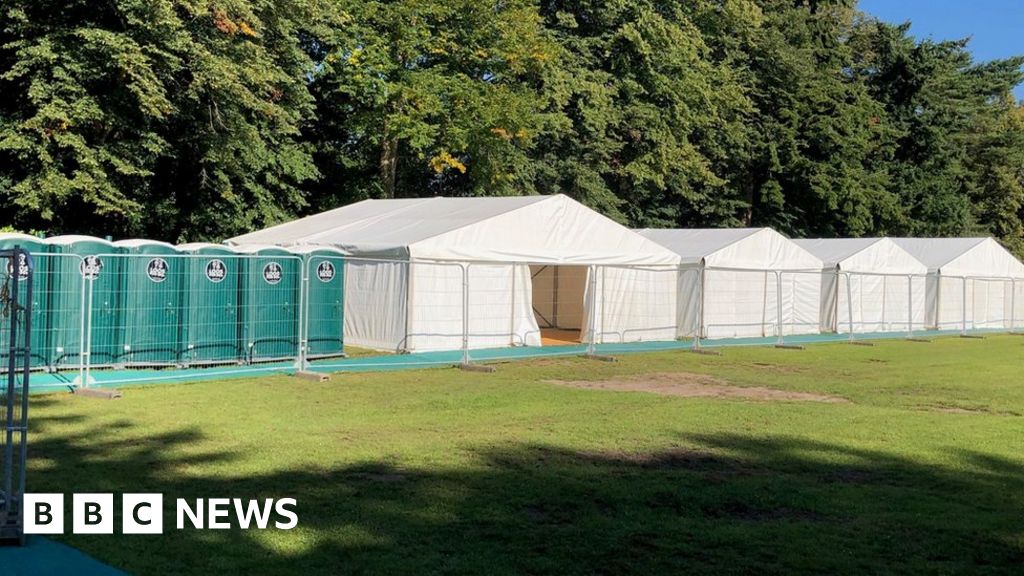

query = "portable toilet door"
(45, 236), (123, 369)
(114, 239), (183, 366)
(291, 246), (346, 359)
(0, 233), (50, 370)
(177, 243), (243, 364)
(235, 245), (300, 362)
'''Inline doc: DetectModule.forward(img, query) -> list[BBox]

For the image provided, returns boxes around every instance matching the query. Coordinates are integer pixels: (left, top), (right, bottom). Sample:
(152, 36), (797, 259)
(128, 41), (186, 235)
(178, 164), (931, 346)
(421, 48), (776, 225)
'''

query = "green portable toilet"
(0, 233), (49, 369)
(177, 243), (243, 364)
(290, 245), (346, 359)
(114, 239), (183, 366)
(46, 235), (123, 368)
(235, 245), (300, 363)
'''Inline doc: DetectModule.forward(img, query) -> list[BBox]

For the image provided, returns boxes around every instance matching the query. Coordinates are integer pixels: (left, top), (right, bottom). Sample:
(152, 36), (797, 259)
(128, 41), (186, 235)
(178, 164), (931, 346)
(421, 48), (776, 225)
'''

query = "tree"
(533, 0), (752, 225)
(861, 22), (1024, 242)
(304, 0), (557, 207)
(0, 0), (325, 240)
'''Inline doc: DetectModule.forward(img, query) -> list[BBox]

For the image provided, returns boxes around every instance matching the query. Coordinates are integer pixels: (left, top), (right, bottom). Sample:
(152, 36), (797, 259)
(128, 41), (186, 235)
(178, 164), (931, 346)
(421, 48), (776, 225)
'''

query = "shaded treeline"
(2, 1), (1023, 253)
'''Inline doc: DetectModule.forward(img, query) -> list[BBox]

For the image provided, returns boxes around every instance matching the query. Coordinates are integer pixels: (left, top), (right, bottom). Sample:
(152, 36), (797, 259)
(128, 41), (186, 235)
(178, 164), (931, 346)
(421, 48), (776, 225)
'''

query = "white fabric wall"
(930, 275), (1019, 331)
(970, 278), (1014, 329)
(833, 273), (927, 333)
(796, 239), (929, 334)
(583, 265), (679, 343)
(686, 268), (819, 339)
(405, 262), (539, 352)
(930, 275), (1010, 331)
(344, 257), (680, 353)
(1013, 280), (1024, 330)
(343, 260), (408, 351)
(467, 263), (539, 348)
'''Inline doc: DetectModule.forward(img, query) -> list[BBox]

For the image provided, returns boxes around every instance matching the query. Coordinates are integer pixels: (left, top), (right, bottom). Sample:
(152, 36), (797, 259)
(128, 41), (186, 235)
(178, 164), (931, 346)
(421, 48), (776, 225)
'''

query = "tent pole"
(846, 271), (855, 341)
(509, 263), (515, 346)
(462, 263), (469, 365)
(693, 267), (703, 351)
(907, 274), (913, 339)
(962, 276), (968, 336)
(1012, 278), (1019, 333)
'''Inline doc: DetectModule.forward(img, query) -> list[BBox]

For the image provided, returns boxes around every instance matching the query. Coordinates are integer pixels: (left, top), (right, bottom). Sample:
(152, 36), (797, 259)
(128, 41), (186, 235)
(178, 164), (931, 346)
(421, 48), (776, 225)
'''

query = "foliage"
(0, 0), (324, 240)
(1, 0), (1022, 253)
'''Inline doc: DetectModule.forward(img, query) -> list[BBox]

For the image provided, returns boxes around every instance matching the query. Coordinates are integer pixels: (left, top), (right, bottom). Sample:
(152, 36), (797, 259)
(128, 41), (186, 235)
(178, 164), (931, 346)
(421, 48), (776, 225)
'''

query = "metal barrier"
(13, 252), (1024, 388)
(0, 248), (31, 543)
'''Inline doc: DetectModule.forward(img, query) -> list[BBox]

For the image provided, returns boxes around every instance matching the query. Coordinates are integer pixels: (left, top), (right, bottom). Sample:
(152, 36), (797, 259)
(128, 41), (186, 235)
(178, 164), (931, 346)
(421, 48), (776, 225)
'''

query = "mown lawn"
(23, 335), (1024, 575)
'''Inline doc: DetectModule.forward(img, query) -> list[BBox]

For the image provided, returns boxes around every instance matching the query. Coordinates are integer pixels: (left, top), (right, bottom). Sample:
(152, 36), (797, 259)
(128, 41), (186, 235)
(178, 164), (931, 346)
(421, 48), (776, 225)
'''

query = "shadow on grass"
(23, 404), (1024, 575)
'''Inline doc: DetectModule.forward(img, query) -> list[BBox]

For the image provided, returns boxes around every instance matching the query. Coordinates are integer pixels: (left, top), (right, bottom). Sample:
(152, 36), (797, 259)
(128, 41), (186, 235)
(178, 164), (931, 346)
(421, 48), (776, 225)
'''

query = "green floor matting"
(21, 329), (993, 393)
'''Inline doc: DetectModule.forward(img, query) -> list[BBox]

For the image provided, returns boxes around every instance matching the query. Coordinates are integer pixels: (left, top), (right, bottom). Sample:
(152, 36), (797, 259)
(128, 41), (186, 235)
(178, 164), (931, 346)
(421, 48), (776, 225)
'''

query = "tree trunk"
(743, 176), (755, 226)
(379, 123), (398, 199)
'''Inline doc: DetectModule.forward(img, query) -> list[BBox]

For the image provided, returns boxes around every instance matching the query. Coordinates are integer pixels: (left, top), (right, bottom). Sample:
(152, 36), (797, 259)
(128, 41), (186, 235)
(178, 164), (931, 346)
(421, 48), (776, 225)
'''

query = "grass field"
(24, 335), (1024, 575)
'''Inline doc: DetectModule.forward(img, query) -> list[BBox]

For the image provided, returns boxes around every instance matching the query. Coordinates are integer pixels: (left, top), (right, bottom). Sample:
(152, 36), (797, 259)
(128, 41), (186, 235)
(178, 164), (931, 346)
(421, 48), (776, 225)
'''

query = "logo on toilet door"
(263, 262), (283, 285)
(316, 261), (335, 283)
(205, 259), (227, 283)
(6, 253), (30, 281)
(80, 256), (103, 279)
(146, 258), (168, 283)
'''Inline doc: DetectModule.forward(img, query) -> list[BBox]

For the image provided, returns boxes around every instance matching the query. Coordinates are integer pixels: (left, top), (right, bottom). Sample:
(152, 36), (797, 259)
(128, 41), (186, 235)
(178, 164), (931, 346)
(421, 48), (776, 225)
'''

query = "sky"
(858, 0), (1024, 100)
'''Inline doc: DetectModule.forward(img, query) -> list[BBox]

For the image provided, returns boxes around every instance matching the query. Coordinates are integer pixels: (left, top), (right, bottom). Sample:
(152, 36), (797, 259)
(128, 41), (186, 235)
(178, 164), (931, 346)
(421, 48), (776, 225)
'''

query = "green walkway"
(22, 328), (991, 393)
(0, 537), (128, 575)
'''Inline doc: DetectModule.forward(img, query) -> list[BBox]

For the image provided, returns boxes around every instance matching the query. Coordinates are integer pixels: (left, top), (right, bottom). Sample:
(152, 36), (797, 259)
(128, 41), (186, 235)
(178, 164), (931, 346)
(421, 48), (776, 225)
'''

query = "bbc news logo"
(24, 494), (298, 535)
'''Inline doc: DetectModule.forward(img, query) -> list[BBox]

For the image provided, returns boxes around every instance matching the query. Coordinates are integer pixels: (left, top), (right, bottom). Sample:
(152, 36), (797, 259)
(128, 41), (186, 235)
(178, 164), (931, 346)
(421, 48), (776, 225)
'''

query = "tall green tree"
(860, 22), (1024, 240)
(304, 0), (558, 207)
(533, 0), (752, 224)
(0, 0), (324, 240)
(708, 0), (900, 237)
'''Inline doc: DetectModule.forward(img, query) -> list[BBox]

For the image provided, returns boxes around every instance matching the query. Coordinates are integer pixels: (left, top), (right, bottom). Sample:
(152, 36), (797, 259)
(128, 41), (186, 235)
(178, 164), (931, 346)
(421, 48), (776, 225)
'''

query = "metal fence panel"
(180, 249), (244, 365)
(0, 248), (31, 543)
(9, 250), (1024, 385)
(302, 254), (345, 360)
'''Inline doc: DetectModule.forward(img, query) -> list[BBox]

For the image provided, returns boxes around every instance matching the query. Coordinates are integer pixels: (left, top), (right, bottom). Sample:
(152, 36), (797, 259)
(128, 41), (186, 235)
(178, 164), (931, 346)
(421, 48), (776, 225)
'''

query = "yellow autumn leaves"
(213, 9), (258, 38)
(429, 151), (466, 174)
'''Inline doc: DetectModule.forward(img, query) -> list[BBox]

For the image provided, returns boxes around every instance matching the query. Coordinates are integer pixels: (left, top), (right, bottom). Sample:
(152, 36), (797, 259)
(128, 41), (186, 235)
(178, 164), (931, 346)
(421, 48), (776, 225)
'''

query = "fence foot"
(959, 334), (986, 339)
(689, 348), (722, 356)
(774, 344), (805, 350)
(458, 362), (497, 373)
(848, 341), (875, 347)
(72, 388), (122, 400)
(581, 353), (618, 363)
(294, 370), (330, 382)
(1007, 332), (1024, 336)
(905, 337), (932, 343)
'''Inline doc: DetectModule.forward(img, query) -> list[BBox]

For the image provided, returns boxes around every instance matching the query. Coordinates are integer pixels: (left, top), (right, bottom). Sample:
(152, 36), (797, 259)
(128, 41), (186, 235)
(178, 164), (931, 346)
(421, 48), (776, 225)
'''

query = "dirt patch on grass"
(921, 404), (1021, 417)
(547, 372), (848, 403)
(746, 362), (809, 374)
(932, 406), (987, 414)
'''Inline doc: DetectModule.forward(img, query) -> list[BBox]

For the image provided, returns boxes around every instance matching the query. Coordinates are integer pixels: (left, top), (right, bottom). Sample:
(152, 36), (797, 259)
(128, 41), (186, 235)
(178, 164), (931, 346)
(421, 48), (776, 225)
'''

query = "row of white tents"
(229, 194), (1024, 352)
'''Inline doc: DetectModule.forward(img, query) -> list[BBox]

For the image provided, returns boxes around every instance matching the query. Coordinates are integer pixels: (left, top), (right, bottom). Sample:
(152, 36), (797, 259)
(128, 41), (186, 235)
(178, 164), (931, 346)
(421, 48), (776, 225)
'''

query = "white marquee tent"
(793, 238), (928, 334)
(892, 238), (1024, 331)
(229, 195), (681, 352)
(636, 228), (823, 339)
